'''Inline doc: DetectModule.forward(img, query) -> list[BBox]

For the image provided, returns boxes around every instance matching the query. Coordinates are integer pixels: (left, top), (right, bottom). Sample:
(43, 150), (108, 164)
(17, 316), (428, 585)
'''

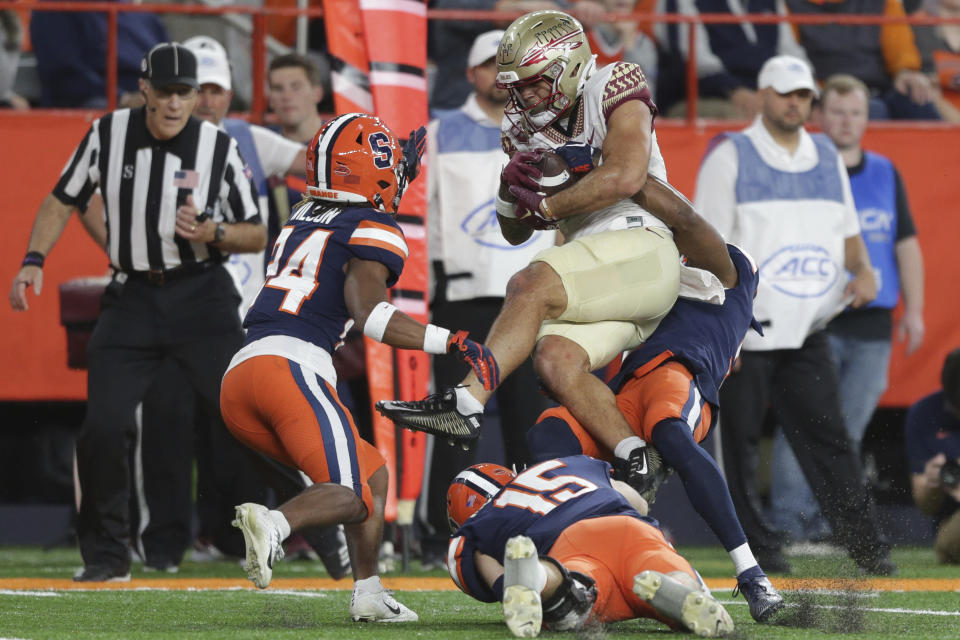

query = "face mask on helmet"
(305, 113), (407, 213)
(446, 463), (516, 532)
(495, 10), (596, 141)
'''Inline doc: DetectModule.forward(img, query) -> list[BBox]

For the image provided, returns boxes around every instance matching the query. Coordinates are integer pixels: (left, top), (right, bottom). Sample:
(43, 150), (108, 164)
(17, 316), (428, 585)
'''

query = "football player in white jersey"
(378, 10), (724, 500)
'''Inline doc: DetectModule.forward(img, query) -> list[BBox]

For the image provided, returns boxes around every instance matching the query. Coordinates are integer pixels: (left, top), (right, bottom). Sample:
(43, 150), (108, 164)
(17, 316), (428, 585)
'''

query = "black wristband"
(22, 251), (45, 269)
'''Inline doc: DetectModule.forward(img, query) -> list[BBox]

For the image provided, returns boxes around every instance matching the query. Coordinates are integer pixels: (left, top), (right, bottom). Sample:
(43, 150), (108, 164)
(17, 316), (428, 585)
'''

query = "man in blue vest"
(694, 55), (896, 576)
(769, 73), (925, 543)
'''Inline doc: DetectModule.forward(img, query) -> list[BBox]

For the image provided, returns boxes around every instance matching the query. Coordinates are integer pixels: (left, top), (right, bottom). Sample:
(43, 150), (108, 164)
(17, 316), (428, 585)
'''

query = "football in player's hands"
(531, 150), (579, 197)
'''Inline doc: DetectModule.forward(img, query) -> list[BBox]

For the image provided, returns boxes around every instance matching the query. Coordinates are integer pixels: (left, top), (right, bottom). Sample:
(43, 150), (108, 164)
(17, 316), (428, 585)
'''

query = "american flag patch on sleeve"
(173, 170), (199, 189)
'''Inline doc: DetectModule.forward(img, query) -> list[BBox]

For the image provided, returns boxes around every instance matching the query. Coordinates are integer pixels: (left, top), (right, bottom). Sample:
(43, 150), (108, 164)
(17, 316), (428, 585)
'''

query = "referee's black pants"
(77, 266), (242, 571)
(717, 330), (891, 567)
(418, 297), (549, 554)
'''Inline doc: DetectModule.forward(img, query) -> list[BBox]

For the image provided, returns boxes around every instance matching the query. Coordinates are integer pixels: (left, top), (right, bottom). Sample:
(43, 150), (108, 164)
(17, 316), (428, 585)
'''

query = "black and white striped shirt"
(52, 107), (261, 272)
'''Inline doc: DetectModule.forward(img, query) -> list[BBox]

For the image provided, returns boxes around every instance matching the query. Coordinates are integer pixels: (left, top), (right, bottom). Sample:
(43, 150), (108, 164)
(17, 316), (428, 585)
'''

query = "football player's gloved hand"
(613, 446), (657, 496)
(501, 150), (543, 190)
(447, 330), (500, 391)
(556, 142), (596, 175)
(508, 185), (558, 230)
(402, 126), (427, 182)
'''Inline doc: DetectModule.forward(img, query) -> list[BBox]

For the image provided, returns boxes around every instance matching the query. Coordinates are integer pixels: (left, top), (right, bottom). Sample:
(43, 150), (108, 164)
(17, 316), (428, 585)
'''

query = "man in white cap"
(693, 54), (897, 576)
(416, 29), (557, 567)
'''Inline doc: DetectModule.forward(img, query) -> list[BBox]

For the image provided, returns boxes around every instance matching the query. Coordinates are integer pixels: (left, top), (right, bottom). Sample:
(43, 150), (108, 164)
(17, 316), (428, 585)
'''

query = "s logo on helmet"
(368, 132), (394, 169)
(761, 244), (839, 298)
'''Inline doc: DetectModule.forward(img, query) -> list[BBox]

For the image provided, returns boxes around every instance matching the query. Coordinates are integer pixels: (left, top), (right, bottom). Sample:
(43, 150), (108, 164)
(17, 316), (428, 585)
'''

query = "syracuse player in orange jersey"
(445, 456), (734, 637)
(218, 113), (498, 622)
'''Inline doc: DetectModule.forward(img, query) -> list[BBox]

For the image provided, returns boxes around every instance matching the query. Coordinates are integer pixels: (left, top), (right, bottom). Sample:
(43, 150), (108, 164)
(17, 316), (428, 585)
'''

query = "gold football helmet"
(496, 10), (596, 139)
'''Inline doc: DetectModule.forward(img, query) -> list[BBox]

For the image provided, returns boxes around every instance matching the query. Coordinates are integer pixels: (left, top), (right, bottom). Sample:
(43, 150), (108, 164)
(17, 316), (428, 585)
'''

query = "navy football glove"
(501, 150), (543, 190)
(402, 126), (427, 182)
(555, 142), (596, 176)
(447, 330), (500, 391)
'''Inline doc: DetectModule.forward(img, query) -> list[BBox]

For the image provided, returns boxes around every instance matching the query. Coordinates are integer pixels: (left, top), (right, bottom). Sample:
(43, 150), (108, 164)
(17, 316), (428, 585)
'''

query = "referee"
(8, 43), (266, 582)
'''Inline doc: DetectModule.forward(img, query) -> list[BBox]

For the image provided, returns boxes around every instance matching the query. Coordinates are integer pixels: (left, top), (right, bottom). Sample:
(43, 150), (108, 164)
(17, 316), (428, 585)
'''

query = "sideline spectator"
(914, 0), (960, 122)
(267, 53), (328, 145)
(0, 10), (28, 109)
(9, 43), (266, 582)
(770, 73), (925, 543)
(417, 30), (556, 569)
(658, 0), (808, 119)
(30, 0), (168, 108)
(785, 0), (940, 119)
(693, 54), (896, 575)
(906, 347), (960, 565)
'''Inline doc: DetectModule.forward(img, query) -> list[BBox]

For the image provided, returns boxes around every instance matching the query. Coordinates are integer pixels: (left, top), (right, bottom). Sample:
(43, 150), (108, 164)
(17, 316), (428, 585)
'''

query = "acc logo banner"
(461, 199), (539, 250)
(760, 244), (838, 298)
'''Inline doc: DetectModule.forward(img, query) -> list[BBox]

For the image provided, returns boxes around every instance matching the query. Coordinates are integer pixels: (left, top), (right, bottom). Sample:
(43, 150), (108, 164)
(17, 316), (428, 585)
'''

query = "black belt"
(122, 261), (217, 286)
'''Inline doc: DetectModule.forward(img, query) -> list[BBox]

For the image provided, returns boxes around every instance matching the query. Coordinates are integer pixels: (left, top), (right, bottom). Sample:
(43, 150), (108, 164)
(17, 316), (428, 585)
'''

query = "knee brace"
(540, 555), (597, 631)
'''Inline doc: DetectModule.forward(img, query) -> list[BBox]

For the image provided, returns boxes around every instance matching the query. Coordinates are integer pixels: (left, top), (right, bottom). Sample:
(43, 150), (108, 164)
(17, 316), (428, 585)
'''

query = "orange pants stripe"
(548, 515), (697, 625)
(220, 355), (385, 516)
(540, 361), (712, 459)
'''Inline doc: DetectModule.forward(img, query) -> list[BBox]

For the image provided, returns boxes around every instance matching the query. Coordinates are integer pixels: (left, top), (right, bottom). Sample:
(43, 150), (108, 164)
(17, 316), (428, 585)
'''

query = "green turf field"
(1, 546), (958, 639)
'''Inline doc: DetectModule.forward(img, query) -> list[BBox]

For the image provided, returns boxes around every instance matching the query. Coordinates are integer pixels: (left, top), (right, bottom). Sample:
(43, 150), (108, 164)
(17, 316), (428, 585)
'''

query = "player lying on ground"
(218, 114), (497, 622)
(446, 455), (734, 637)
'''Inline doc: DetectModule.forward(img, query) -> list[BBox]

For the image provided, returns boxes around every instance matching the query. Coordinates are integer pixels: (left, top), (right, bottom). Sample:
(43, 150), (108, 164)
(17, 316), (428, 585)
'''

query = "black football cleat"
(733, 573), (784, 622)
(376, 388), (482, 442)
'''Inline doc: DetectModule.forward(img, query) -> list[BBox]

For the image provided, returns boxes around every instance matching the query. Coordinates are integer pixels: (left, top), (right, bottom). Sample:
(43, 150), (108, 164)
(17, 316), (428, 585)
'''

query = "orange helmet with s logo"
(446, 462), (516, 532)
(306, 113), (406, 213)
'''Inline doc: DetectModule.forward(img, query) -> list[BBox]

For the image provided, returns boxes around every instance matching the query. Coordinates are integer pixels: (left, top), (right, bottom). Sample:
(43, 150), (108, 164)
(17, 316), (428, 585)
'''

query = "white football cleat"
(350, 588), (418, 622)
(502, 535), (543, 638)
(633, 570), (734, 637)
(232, 503), (285, 589)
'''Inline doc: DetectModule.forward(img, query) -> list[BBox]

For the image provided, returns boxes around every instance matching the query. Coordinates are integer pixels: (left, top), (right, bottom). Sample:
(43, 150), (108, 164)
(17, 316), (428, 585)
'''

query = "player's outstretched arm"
(632, 176), (737, 288)
(344, 258), (500, 390)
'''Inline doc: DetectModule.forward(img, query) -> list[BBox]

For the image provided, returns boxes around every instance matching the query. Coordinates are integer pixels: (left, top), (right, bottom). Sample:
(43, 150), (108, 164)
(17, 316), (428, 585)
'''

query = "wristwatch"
(213, 222), (226, 244)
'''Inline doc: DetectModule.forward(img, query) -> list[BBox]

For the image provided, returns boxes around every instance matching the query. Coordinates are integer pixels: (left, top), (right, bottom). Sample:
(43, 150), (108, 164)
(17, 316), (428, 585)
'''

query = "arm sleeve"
(447, 535), (499, 603)
(892, 166), (917, 240)
(880, 0), (923, 75)
(220, 137), (262, 224)
(693, 137), (739, 240)
(52, 121), (100, 206)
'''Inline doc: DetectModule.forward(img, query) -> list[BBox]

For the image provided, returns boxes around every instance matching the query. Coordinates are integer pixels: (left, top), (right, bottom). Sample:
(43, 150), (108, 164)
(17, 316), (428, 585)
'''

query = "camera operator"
(905, 347), (960, 564)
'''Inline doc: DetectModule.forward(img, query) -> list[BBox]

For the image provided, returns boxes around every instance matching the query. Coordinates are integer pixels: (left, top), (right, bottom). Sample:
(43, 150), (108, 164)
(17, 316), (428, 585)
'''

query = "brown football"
(533, 150), (579, 197)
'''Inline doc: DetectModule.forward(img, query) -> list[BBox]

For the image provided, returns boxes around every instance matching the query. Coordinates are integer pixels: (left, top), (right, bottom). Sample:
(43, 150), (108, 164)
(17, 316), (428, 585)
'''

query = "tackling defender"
(446, 456), (734, 637)
(218, 114), (496, 622)
(527, 242), (785, 622)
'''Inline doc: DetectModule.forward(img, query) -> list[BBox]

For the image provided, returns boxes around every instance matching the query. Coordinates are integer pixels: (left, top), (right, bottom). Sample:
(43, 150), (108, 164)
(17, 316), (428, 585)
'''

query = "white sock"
(268, 510), (291, 541)
(455, 386), (484, 415)
(354, 575), (383, 594)
(614, 436), (646, 460)
(730, 543), (758, 575)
